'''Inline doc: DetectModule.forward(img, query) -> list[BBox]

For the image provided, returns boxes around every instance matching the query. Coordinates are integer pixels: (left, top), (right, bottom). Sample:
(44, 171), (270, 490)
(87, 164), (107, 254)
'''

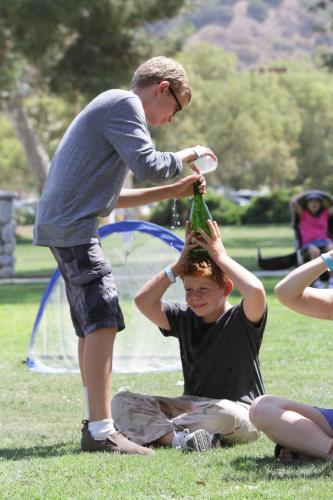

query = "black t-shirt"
(160, 301), (267, 404)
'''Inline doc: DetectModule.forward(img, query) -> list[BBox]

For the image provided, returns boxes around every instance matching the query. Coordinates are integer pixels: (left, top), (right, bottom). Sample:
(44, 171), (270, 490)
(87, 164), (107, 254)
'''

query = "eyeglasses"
(168, 85), (182, 115)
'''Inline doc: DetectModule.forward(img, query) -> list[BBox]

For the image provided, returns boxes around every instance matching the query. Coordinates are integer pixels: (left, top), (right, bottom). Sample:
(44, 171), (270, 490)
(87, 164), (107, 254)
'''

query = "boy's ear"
(223, 278), (233, 297)
(158, 80), (170, 94)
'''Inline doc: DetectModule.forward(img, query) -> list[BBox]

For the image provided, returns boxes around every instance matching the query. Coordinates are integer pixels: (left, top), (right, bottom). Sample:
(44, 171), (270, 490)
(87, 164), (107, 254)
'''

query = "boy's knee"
(249, 395), (275, 426)
(217, 410), (260, 444)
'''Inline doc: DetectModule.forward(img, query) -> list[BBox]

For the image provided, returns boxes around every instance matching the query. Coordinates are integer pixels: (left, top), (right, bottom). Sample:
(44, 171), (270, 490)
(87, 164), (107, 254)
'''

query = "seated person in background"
(112, 220), (267, 452)
(291, 192), (333, 288)
(250, 251), (333, 462)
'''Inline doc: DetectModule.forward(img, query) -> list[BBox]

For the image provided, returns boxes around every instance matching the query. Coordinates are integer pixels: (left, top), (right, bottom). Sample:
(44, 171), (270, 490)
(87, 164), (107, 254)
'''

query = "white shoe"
(172, 429), (211, 452)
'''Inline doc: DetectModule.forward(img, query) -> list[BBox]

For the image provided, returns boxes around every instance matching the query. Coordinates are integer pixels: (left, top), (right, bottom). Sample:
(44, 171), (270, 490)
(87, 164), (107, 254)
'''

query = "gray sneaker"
(80, 420), (154, 456)
(173, 428), (212, 452)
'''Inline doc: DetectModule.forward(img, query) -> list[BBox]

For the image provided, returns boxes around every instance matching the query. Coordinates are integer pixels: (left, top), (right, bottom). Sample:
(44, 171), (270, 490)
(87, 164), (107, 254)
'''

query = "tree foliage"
(0, 0), (188, 98)
(0, 0), (188, 194)
(0, 115), (35, 192)
(153, 44), (301, 190)
(1, 2), (333, 196)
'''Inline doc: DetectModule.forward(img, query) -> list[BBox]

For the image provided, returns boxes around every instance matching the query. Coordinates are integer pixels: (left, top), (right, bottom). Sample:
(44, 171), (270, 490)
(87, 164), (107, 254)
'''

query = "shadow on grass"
(0, 443), (80, 460)
(224, 455), (333, 481)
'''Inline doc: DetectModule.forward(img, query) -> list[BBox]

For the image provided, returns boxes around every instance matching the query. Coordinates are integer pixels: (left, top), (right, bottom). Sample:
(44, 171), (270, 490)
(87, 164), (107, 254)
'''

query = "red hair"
(179, 255), (228, 289)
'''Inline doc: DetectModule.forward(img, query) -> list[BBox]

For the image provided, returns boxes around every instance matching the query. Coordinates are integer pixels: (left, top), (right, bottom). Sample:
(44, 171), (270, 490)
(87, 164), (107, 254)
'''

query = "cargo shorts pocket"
(69, 243), (113, 286)
(71, 263), (113, 286)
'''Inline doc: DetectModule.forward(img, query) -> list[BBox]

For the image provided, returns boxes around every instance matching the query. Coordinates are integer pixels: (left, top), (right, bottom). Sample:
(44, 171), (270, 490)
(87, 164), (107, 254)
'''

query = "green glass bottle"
(189, 181), (213, 255)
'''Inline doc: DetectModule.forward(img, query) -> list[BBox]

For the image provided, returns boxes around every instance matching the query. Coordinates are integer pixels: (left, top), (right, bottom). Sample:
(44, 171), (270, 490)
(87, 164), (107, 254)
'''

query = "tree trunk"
(2, 96), (50, 194)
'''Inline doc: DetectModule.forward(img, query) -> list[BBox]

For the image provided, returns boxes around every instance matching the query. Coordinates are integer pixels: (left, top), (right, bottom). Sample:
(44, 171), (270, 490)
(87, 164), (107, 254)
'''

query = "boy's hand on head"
(193, 220), (226, 260)
(175, 221), (197, 269)
(171, 175), (206, 198)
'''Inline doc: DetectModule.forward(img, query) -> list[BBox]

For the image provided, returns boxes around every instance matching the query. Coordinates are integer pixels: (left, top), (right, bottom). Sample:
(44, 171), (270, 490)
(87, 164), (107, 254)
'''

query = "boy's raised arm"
(193, 220), (266, 324)
(275, 251), (333, 320)
(134, 269), (173, 330)
(135, 228), (198, 329)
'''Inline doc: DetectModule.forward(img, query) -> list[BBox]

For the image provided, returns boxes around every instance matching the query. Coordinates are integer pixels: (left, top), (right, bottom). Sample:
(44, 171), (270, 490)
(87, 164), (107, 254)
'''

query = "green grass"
(1, 225), (333, 498)
(15, 227), (55, 277)
(14, 223), (295, 276)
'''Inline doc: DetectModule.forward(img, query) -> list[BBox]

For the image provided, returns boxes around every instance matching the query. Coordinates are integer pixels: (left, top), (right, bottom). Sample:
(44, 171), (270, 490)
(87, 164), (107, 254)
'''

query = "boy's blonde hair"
(131, 56), (192, 103)
(179, 256), (227, 289)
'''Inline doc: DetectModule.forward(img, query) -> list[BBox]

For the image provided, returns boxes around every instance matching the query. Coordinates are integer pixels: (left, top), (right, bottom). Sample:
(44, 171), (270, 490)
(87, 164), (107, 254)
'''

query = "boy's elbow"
(256, 286), (267, 310)
(274, 281), (289, 305)
(134, 291), (155, 314)
(253, 282), (266, 302)
(134, 292), (144, 310)
(274, 281), (284, 301)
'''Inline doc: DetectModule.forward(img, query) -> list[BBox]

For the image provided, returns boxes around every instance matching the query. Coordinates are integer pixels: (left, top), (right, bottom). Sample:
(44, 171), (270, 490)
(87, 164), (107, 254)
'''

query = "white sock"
(172, 430), (186, 449)
(88, 419), (116, 440)
(83, 386), (89, 420)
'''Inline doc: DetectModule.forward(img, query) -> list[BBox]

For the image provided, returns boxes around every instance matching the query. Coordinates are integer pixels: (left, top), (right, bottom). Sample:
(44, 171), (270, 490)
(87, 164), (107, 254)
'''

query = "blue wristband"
(164, 266), (176, 283)
(321, 253), (333, 271)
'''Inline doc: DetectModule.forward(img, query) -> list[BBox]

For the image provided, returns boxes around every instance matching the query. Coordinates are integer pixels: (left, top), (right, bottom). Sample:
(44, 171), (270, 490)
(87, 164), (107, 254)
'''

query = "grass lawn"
(1, 224), (333, 498)
(14, 223), (296, 277)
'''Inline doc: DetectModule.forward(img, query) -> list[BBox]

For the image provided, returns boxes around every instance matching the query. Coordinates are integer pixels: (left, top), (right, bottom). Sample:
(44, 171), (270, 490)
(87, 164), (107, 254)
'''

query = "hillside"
(161, 0), (333, 67)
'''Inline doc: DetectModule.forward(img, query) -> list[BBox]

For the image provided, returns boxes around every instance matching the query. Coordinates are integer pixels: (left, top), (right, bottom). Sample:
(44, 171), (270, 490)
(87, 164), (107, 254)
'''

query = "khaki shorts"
(112, 391), (260, 446)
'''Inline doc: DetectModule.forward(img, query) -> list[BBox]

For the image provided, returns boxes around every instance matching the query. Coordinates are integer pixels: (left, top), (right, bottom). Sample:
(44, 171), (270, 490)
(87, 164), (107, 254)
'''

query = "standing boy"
(112, 221), (267, 451)
(34, 56), (213, 455)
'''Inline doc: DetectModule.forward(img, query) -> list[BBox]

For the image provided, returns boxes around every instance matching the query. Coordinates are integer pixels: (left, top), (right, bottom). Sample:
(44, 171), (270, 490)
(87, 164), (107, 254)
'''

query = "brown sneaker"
(81, 421), (154, 456)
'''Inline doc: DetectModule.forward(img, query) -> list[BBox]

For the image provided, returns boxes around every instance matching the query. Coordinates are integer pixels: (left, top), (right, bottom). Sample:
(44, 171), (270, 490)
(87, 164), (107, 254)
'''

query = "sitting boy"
(112, 220), (267, 451)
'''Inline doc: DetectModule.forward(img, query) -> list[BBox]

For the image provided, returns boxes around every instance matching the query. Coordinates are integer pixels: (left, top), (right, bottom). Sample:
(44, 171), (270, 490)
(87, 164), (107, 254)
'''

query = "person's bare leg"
(78, 337), (86, 386)
(307, 246), (323, 287)
(307, 245), (320, 260)
(156, 432), (174, 446)
(80, 330), (154, 455)
(83, 327), (116, 421)
(250, 396), (333, 460)
(78, 337), (89, 419)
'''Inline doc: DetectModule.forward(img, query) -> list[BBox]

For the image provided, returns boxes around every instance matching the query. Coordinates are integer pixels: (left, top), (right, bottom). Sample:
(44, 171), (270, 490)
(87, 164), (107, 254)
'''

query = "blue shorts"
(51, 243), (125, 337)
(302, 239), (333, 251)
(315, 407), (333, 431)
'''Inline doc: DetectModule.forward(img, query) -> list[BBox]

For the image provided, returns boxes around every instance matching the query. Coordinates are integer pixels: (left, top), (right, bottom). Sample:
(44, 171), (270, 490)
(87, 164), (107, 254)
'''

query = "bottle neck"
(193, 181), (201, 196)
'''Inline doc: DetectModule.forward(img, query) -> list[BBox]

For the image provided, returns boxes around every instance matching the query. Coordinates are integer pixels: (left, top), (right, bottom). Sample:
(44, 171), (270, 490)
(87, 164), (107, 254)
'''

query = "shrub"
(149, 188), (297, 227)
(240, 188), (293, 224)
(149, 189), (244, 227)
(14, 204), (37, 225)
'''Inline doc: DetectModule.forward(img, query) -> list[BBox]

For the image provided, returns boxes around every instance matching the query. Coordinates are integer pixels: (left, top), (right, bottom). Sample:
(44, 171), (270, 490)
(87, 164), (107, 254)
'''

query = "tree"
(0, 114), (34, 192)
(0, 0), (188, 193)
(309, 0), (333, 70)
(278, 59), (333, 190)
(153, 44), (301, 190)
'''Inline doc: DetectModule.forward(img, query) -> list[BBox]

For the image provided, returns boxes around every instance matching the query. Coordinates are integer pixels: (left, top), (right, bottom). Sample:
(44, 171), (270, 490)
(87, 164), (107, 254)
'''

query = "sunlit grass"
(2, 221), (333, 497)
